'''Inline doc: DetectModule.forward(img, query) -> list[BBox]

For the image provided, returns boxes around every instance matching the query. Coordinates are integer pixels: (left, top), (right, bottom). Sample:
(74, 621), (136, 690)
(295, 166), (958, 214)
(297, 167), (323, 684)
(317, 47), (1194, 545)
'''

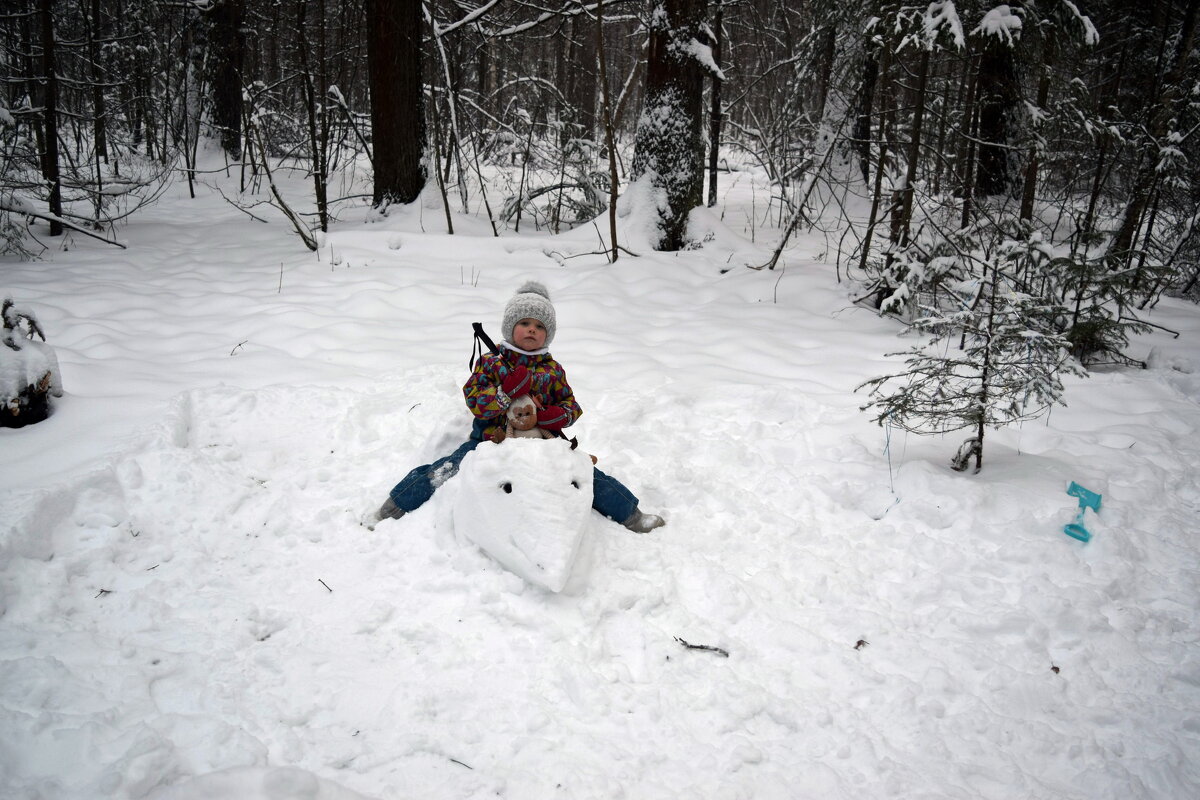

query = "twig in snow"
(854, 639), (869, 650)
(579, 219), (640, 260)
(1137, 319), (1180, 338)
(674, 636), (729, 658)
(318, 579), (333, 593)
(230, 340), (247, 356)
(95, 589), (112, 598)
(448, 758), (473, 770)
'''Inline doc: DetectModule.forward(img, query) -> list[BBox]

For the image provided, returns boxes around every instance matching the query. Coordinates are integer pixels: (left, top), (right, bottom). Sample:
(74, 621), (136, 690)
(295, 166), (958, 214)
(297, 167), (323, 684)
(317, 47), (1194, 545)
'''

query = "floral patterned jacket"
(462, 349), (582, 441)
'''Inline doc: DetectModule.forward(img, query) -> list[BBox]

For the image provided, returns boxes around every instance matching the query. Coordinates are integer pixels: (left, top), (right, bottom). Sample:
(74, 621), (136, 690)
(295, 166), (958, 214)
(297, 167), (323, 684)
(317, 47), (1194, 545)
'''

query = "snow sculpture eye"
(571, 480), (580, 489)
(501, 482), (513, 494)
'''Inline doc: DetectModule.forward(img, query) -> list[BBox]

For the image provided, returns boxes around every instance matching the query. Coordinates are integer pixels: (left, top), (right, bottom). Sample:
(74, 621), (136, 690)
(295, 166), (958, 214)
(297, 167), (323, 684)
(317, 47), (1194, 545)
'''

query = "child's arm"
(535, 360), (582, 429)
(462, 353), (511, 421)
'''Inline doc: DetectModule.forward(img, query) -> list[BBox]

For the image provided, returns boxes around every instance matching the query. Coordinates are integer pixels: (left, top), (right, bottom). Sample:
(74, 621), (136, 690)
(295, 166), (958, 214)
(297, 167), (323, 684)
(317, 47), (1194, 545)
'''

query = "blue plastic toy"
(1064, 481), (1102, 542)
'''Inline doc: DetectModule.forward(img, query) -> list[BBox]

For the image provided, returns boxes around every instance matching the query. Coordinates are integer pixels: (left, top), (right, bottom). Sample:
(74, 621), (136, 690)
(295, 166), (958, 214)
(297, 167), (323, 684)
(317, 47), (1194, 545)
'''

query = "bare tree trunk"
(88, 0), (109, 164)
(597, 0), (620, 262)
(1110, 0), (1199, 267)
(1019, 40), (1053, 221)
(853, 46), (878, 185)
(428, 79), (454, 234)
(974, 34), (1019, 197)
(706, 6), (723, 208)
(857, 42), (893, 276)
(888, 47), (931, 257)
(957, 60), (980, 228)
(38, 0), (62, 236)
(630, 0), (711, 251)
(208, 0), (245, 160)
(297, 0), (329, 231)
(571, 13), (598, 143)
(610, 55), (644, 135)
(930, 54), (960, 196)
(19, 4), (45, 162)
(810, 23), (837, 127)
(368, 0), (425, 206)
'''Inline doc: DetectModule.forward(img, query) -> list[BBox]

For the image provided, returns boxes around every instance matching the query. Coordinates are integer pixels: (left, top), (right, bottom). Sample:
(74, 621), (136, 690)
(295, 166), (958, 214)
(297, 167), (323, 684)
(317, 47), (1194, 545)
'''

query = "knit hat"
(501, 281), (556, 347)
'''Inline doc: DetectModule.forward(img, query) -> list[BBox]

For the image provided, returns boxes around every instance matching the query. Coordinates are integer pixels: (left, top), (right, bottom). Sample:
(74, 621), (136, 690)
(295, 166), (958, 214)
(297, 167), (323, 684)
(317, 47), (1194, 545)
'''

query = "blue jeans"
(388, 436), (639, 523)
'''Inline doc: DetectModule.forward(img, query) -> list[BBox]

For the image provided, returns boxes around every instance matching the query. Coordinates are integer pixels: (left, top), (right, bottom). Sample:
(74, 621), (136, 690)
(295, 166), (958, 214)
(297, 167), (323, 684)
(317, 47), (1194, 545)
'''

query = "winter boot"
(621, 508), (665, 533)
(363, 497), (406, 530)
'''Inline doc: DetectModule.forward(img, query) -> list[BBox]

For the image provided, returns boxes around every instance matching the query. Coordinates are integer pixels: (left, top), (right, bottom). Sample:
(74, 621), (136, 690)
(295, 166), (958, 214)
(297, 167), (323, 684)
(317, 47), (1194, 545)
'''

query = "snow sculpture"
(452, 437), (593, 592)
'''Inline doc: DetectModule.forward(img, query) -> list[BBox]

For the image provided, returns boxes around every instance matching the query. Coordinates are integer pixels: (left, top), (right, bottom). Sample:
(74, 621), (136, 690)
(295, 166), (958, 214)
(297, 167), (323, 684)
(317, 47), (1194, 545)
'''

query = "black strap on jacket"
(470, 322), (499, 369)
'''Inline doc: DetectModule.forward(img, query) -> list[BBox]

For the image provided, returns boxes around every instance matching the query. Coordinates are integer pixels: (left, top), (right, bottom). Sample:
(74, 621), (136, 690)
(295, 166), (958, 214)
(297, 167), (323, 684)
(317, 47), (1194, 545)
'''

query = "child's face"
(512, 318), (547, 350)
(509, 403), (538, 431)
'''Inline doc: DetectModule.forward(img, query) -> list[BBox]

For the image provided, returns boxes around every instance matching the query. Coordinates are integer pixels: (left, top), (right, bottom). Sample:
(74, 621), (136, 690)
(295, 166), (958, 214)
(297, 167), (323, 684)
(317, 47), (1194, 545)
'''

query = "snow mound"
(452, 438), (593, 592)
(1, 337), (60, 397)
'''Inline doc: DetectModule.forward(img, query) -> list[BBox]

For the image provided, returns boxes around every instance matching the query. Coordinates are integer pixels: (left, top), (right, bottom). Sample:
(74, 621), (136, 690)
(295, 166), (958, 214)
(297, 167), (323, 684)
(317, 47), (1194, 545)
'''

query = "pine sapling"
(858, 228), (1084, 472)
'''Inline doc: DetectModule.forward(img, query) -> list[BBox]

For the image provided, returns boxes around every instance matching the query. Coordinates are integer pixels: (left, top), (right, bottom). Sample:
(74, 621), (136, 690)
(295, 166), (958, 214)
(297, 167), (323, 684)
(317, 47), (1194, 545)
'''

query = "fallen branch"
(753, 113), (852, 271)
(245, 111), (319, 251)
(674, 636), (729, 658)
(327, 85), (373, 169)
(1, 196), (126, 249)
(571, 219), (640, 260)
(215, 187), (271, 223)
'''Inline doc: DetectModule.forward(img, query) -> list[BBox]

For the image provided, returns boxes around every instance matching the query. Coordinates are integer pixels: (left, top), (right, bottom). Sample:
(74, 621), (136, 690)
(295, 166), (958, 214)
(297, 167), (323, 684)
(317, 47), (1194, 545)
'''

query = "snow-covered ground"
(2, 154), (1199, 800)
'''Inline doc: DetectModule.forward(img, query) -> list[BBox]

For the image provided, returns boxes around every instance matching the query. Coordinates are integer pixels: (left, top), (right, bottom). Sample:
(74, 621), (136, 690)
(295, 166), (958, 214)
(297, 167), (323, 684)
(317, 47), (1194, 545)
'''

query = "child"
(370, 281), (664, 533)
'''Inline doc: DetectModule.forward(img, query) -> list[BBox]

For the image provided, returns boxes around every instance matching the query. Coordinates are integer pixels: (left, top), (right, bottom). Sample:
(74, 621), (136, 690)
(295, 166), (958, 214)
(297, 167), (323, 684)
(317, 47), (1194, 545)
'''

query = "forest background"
(4, 4), (1200, 797)
(3, 0), (1200, 465)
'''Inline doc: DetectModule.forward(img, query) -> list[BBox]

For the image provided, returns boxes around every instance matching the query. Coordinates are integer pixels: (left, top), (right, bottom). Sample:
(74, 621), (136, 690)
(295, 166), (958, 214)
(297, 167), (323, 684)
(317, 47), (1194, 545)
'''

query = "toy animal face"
(452, 438), (593, 592)
(508, 403), (538, 431)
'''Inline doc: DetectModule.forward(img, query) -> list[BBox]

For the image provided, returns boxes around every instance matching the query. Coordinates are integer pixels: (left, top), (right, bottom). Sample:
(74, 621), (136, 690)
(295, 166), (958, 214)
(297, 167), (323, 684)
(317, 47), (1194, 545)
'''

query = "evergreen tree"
(859, 219), (1085, 473)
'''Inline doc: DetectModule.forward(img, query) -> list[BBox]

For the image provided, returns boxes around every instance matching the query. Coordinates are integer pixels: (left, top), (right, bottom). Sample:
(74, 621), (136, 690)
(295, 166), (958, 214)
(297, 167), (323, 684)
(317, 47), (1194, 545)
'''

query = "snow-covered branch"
(0, 195), (126, 249)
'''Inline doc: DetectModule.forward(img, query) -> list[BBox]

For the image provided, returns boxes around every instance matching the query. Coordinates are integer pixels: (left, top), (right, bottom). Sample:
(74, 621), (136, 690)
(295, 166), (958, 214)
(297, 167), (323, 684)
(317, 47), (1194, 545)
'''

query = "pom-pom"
(515, 280), (551, 300)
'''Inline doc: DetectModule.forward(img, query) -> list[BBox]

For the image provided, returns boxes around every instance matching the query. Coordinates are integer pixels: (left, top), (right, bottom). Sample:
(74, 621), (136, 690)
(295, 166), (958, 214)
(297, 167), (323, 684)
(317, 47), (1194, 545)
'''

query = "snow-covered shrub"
(1, 297), (63, 427)
(858, 219), (1085, 472)
(1054, 246), (1153, 368)
(0, 208), (28, 258)
(0, 97), (40, 258)
(498, 163), (608, 230)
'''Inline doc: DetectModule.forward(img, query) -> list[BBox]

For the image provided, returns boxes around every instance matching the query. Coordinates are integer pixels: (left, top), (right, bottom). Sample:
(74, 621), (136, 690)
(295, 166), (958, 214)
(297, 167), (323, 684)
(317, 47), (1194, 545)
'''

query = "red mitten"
(500, 365), (530, 398)
(537, 405), (570, 431)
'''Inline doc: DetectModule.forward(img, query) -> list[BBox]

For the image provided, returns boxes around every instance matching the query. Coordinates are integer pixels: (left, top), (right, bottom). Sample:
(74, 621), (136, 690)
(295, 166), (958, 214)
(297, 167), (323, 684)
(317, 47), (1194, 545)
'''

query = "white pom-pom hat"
(502, 281), (556, 346)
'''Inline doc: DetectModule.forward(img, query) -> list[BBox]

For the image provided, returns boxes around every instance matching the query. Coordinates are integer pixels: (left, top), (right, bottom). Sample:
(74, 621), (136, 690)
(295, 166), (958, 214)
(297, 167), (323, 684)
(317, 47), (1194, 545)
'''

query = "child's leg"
(388, 439), (481, 512)
(591, 466), (639, 523)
